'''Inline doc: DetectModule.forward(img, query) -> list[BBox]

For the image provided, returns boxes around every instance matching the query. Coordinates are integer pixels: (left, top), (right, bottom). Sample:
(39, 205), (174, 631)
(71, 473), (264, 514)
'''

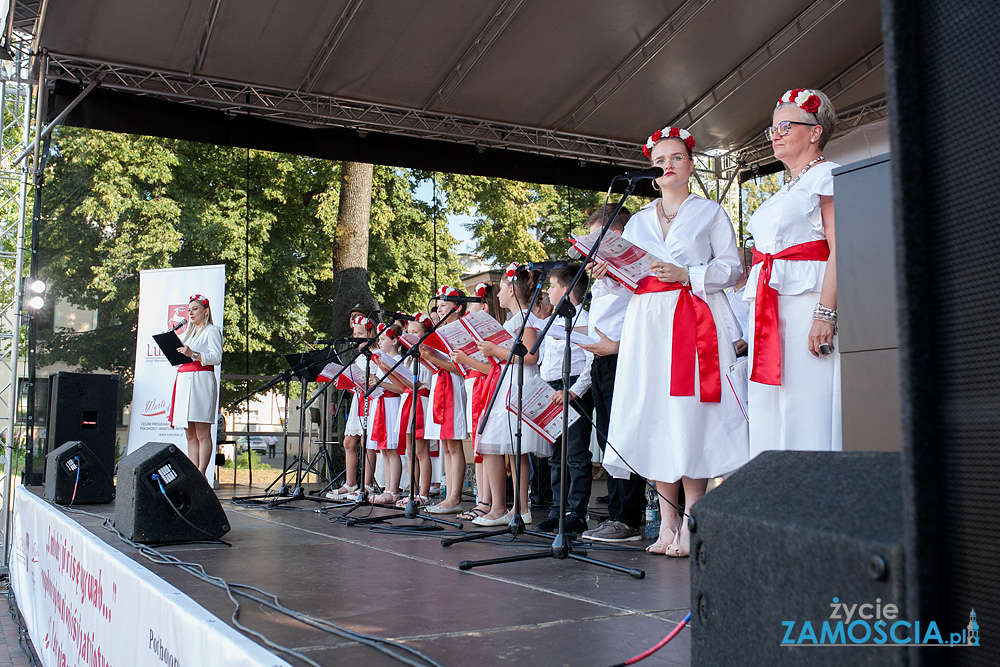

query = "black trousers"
(591, 354), (645, 528)
(545, 377), (594, 520)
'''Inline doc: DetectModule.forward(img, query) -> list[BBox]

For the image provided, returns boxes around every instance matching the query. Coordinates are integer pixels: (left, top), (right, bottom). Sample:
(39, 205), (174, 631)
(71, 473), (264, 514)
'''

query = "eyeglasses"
(652, 155), (689, 167)
(764, 120), (817, 141)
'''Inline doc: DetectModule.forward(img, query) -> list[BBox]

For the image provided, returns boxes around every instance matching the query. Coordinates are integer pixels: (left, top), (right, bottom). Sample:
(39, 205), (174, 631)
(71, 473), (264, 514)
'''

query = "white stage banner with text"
(9, 487), (290, 667)
(128, 265), (225, 478)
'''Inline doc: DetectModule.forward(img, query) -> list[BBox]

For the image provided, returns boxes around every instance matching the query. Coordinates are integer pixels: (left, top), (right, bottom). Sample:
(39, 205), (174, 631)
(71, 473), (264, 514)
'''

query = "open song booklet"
(459, 310), (515, 362)
(569, 229), (663, 291)
(507, 374), (582, 444)
(317, 362), (385, 399)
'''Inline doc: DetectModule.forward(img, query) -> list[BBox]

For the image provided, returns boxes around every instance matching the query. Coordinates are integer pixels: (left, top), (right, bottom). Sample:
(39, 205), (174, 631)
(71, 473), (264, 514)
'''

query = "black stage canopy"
(21, 0), (885, 188)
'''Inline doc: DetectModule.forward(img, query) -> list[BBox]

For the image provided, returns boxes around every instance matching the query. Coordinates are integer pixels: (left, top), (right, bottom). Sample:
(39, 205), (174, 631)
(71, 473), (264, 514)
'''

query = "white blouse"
(623, 195), (742, 300)
(744, 160), (838, 300)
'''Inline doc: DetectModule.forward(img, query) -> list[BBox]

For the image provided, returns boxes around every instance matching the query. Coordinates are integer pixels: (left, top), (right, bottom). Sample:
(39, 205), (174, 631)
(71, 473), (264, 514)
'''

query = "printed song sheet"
(507, 374), (581, 444)
(569, 229), (662, 291)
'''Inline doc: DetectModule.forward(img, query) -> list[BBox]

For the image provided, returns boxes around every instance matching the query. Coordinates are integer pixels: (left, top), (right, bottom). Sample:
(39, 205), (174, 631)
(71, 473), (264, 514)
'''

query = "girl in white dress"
(171, 294), (223, 477)
(603, 128), (748, 557)
(461, 265), (545, 526)
(326, 316), (378, 500)
(422, 286), (469, 514)
(370, 322), (405, 504)
(393, 313), (435, 507)
(744, 89), (841, 456)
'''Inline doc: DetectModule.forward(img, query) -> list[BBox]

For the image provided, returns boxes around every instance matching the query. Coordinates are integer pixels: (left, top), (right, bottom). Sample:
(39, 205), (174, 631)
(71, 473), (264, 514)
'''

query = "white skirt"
(747, 292), (842, 456)
(604, 290), (749, 482)
(423, 371), (468, 440)
(170, 369), (218, 428)
(372, 394), (401, 450)
(344, 392), (379, 449)
(477, 363), (549, 457)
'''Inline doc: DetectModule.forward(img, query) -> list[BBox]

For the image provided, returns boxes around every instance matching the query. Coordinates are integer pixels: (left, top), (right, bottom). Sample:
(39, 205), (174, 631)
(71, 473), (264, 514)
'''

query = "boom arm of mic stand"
(529, 180), (637, 356)
(225, 347), (335, 411)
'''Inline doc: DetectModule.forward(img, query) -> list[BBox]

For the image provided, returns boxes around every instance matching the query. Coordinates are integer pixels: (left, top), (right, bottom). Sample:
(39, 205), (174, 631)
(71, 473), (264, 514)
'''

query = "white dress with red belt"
(603, 197), (749, 483)
(169, 324), (222, 429)
(744, 161), (842, 456)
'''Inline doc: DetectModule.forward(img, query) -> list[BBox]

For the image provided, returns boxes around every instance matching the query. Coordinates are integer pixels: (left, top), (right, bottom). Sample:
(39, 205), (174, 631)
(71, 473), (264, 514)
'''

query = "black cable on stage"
(55, 505), (445, 667)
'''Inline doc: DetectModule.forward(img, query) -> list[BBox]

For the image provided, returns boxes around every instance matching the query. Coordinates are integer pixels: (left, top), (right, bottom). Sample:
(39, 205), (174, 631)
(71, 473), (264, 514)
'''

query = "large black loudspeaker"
(884, 1), (1000, 664)
(115, 442), (230, 544)
(44, 441), (115, 505)
(46, 372), (119, 475)
(690, 452), (904, 665)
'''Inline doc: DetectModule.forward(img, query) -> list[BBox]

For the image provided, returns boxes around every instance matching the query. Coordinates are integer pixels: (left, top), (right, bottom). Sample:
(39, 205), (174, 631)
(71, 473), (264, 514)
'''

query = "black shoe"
(536, 516), (560, 532)
(564, 515), (589, 535)
(595, 495), (610, 504)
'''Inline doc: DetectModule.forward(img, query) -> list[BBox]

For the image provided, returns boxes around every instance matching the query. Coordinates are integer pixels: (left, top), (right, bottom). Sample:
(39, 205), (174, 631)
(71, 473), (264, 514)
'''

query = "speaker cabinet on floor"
(690, 452), (904, 666)
(115, 442), (230, 544)
(44, 441), (115, 505)
(45, 372), (119, 479)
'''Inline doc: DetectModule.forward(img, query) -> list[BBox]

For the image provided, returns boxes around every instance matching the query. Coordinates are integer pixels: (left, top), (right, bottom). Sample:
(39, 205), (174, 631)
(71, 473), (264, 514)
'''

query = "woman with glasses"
(601, 127), (748, 557)
(170, 294), (223, 477)
(744, 88), (841, 456)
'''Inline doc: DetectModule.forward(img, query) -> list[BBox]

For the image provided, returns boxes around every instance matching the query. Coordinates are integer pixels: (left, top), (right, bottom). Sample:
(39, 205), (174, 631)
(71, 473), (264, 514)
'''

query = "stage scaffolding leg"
(0, 31), (39, 573)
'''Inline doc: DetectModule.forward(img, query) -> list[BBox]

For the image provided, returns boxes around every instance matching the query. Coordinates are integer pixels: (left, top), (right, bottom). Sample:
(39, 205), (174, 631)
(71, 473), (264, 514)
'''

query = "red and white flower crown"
(776, 89), (821, 114)
(643, 126), (696, 158)
(189, 293), (209, 307)
(412, 311), (433, 328)
(376, 322), (397, 338)
(436, 285), (459, 298)
(354, 316), (374, 331)
(475, 282), (488, 298)
(505, 262), (520, 283)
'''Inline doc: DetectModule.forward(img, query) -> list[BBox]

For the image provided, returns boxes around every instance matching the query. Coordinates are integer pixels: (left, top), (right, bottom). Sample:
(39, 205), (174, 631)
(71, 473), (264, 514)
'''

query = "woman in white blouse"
(744, 89), (841, 456)
(171, 294), (223, 476)
(603, 128), (748, 557)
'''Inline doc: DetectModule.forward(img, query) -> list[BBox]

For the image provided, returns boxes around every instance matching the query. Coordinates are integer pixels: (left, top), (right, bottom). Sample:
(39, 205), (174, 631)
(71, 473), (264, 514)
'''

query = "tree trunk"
(331, 161), (377, 337)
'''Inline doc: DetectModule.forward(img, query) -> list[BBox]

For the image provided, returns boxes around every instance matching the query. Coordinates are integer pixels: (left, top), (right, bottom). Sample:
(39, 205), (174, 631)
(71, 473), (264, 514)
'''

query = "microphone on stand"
(378, 310), (415, 322)
(612, 166), (664, 183)
(168, 318), (187, 332)
(439, 294), (485, 304)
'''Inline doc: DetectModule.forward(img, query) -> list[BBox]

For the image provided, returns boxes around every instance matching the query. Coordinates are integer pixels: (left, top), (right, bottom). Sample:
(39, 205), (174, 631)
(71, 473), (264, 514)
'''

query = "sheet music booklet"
(506, 373), (581, 444)
(569, 229), (662, 291)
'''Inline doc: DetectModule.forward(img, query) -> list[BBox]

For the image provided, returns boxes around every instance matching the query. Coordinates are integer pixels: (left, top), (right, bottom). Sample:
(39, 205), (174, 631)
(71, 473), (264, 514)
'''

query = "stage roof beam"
(298, 0), (365, 93)
(189, 0), (223, 77)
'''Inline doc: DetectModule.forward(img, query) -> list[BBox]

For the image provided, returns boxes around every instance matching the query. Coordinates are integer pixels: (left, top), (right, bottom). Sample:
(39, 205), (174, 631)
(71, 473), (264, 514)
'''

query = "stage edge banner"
(9, 487), (290, 667)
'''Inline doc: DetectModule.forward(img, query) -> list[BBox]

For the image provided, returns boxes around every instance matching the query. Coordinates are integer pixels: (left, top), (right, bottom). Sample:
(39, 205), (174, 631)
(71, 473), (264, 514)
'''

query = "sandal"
(372, 491), (398, 504)
(645, 539), (671, 555)
(325, 484), (358, 500)
(395, 495), (429, 508)
(456, 505), (490, 521)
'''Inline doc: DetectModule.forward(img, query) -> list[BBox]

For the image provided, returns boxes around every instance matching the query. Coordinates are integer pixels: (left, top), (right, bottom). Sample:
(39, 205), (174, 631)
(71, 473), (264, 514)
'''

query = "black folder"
(152, 331), (194, 366)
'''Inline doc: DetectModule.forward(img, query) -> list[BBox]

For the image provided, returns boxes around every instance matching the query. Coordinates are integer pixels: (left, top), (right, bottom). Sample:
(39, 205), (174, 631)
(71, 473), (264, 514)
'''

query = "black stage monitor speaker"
(884, 1), (1000, 664)
(44, 441), (115, 505)
(115, 442), (230, 544)
(46, 372), (119, 474)
(690, 452), (905, 666)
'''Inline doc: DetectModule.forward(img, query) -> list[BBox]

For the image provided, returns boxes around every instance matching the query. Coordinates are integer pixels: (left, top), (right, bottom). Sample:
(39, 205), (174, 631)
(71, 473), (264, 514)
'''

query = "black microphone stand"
(444, 183), (645, 578)
(344, 313), (463, 528)
(440, 275), (553, 552)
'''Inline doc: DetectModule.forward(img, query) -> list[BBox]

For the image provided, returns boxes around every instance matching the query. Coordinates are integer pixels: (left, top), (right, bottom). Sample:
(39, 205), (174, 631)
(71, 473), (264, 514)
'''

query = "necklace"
(656, 199), (678, 224)
(784, 155), (825, 190)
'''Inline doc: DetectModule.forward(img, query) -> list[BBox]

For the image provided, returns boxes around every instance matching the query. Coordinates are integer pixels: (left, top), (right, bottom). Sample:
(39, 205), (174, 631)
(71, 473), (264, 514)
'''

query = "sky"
(413, 179), (477, 255)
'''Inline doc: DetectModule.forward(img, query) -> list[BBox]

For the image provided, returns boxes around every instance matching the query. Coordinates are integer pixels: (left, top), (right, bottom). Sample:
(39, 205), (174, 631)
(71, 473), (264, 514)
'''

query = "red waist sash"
(750, 240), (831, 385)
(372, 391), (401, 446)
(432, 369), (456, 439)
(634, 276), (720, 403)
(399, 387), (430, 442)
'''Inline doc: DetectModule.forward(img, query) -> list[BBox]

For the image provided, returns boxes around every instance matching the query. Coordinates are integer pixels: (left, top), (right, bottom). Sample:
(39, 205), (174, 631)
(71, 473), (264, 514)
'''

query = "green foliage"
(223, 450), (271, 470)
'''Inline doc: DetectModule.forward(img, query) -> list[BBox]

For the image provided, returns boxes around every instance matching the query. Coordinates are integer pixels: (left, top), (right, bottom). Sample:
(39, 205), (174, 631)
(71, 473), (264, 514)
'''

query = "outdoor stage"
(11, 483), (691, 666)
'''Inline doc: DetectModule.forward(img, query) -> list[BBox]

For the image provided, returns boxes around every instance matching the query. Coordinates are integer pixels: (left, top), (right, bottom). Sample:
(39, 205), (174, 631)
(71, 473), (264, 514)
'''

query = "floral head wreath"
(355, 316), (375, 331)
(189, 293), (210, 307)
(475, 282), (488, 298)
(504, 262), (521, 283)
(776, 89), (821, 114)
(376, 322), (397, 338)
(643, 126), (696, 158)
(412, 311), (433, 328)
(436, 285), (459, 298)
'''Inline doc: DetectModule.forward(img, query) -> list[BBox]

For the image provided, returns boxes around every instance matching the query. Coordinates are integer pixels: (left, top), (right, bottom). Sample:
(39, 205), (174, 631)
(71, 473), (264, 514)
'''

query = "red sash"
(432, 369), (456, 440)
(168, 361), (216, 428)
(468, 369), (488, 463)
(634, 276), (721, 403)
(398, 387), (429, 443)
(372, 391), (400, 449)
(750, 240), (831, 385)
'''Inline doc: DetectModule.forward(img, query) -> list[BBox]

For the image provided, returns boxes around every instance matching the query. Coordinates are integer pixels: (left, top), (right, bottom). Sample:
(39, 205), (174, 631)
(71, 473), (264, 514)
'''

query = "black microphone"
(525, 260), (571, 271)
(169, 318), (187, 332)
(440, 294), (485, 304)
(378, 310), (415, 322)
(313, 337), (371, 345)
(612, 166), (664, 182)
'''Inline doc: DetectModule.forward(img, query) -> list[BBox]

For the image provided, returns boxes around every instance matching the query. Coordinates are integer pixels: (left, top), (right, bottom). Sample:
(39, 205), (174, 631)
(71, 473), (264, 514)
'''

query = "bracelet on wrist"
(812, 303), (837, 325)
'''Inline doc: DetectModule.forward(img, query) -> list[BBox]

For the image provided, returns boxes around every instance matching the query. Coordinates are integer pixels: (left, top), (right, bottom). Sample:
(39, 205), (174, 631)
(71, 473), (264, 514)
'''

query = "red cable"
(610, 611), (691, 667)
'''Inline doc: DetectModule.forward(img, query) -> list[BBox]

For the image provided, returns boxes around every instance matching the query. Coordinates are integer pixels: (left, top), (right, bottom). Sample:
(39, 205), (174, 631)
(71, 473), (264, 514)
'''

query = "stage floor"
(31, 483), (692, 666)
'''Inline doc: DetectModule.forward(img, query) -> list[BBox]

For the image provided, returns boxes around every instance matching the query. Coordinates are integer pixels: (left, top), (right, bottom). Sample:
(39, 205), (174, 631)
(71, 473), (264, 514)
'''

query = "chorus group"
(173, 88), (841, 559)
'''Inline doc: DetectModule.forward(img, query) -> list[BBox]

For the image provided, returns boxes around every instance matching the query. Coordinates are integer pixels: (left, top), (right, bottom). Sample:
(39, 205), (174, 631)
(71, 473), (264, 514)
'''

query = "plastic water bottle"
(644, 487), (661, 539)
